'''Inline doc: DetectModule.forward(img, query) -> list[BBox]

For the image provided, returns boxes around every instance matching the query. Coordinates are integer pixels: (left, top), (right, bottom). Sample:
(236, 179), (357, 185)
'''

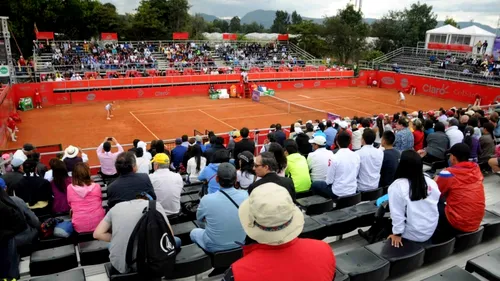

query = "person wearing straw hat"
(62, 145), (89, 174)
(223, 183), (335, 281)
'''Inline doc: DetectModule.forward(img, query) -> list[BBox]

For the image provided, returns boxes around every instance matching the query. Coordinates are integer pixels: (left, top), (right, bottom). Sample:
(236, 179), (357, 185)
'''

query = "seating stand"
(336, 247), (390, 281)
(168, 244), (212, 280)
(334, 269), (350, 281)
(481, 211), (500, 240)
(104, 263), (145, 281)
(334, 193), (361, 210)
(454, 226), (484, 252)
(360, 188), (383, 202)
(344, 201), (378, 227)
(465, 247), (500, 281)
(30, 245), (78, 276)
(296, 195), (333, 215)
(299, 215), (327, 240)
(205, 247), (243, 277)
(182, 184), (203, 195)
(487, 202), (500, 218)
(29, 268), (86, 281)
(78, 240), (110, 266)
(311, 210), (357, 238)
(365, 239), (425, 278)
(423, 266), (480, 281)
(424, 237), (456, 264)
(172, 221), (197, 246)
(296, 190), (313, 199)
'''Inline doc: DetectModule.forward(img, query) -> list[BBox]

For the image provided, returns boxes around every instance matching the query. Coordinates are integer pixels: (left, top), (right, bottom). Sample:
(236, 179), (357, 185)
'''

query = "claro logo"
(381, 77), (395, 85)
(155, 91), (169, 97)
(422, 84), (448, 95)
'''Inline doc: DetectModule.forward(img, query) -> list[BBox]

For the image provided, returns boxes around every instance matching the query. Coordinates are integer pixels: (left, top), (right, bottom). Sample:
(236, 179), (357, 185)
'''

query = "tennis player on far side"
(106, 101), (115, 120)
(396, 90), (406, 106)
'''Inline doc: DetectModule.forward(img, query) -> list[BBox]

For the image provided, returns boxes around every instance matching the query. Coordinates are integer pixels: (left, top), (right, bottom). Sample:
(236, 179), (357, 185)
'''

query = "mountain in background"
(199, 9), (498, 34)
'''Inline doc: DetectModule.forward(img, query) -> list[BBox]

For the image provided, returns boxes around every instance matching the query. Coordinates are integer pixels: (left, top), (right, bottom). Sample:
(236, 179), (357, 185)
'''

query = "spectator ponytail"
(394, 150), (428, 201)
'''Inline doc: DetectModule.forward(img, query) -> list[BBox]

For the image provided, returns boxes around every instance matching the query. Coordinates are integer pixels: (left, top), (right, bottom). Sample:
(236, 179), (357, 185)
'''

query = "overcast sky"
(106, 0), (499, 28)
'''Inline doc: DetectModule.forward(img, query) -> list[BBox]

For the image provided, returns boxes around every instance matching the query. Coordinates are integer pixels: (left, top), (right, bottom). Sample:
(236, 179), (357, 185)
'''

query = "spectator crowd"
(1, 102), (499, 280)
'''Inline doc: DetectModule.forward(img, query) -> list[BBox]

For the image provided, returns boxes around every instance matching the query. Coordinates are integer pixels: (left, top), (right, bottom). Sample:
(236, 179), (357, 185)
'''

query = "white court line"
(129, 111), (160, 140)
(318, 100), (374, 116)
(198, 109), (237, 130)
(298, 95), (311, 99)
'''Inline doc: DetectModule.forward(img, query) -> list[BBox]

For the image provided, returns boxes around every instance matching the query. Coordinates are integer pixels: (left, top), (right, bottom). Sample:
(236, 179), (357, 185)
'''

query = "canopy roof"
(426, 25), (460, 34)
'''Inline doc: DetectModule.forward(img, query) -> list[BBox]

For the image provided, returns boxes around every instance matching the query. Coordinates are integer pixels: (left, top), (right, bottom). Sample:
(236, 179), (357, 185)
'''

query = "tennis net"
(259, 95), (341, 122)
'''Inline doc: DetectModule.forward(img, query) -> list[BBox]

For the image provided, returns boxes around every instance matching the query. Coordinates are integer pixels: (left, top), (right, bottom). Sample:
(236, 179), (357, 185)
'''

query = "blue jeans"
(311, 181), (338, 200)
(174, 236), (182, 249)
(190, 228), (234, 253)
(0, 238), (19, 279)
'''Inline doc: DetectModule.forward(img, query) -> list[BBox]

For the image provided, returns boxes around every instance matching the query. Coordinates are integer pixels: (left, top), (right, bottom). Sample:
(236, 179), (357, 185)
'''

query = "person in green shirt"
(283, 139), (311, 193)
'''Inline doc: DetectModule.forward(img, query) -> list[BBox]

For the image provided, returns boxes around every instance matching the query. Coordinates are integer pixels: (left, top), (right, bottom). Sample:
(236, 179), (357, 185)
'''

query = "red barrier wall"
(11, 78), (351, 106)
(354, 70), (500, 105)
(0, 86), (16, 149)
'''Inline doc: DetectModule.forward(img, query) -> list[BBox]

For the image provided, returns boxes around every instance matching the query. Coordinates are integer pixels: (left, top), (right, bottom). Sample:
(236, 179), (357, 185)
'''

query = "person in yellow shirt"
(283, 139), (311, 192)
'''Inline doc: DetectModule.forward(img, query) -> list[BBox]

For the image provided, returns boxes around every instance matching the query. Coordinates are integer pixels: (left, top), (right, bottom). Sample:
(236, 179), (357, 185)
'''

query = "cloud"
(102, 0), (499, 27)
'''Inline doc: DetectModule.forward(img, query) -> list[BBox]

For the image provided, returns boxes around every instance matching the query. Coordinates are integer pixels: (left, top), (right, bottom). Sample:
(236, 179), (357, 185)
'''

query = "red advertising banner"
(35, 32), (54, 40)
(427, 43), (473, 52)
(361, 70), (500, 105)
(277, 34), (289, 41)
(101, 33), (118, 41)
(223, 33), (237, 40)
(173, 32), (189, 40)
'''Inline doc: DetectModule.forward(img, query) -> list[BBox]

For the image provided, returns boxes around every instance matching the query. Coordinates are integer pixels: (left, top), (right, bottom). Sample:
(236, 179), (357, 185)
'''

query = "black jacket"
(295, 133), (312, 158)
(13, 175), (52, 207)
(107, 173), (156, 209)
(248, 172), (296, 202)
(274, 130), (286, 146)
(233, 139), (255, 160)
(204, 144), (226, 164)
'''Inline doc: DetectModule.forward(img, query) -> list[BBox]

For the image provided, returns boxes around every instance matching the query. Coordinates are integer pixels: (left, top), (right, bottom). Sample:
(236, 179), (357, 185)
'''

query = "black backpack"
(126, 200), (177, 278)
(0, 189), (27, 243)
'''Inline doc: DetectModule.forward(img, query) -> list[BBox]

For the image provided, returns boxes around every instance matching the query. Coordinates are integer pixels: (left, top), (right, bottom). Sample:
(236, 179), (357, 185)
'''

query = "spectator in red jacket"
(412, 119), (424, 151)
(223, 183), (335, 281)
(7, 117), (18, 142)
(434, 143), (485, 240)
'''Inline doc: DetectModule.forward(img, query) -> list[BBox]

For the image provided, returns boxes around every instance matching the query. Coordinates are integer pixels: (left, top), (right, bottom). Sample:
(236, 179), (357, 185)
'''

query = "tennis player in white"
(105, 101), (115, 120)
(397, 90), (406, 106)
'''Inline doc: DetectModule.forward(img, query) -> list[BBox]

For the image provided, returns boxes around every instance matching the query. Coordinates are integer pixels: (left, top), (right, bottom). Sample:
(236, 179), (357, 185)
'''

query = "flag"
(34, 23), (39, 34)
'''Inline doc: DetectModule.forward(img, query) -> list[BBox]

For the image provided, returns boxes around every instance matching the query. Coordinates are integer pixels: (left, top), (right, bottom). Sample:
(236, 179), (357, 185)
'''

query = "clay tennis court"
(10, 87), (468, 165)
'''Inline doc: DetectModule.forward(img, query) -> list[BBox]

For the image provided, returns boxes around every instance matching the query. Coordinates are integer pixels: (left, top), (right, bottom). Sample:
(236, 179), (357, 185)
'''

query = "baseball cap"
(175, 138), (182, 145)
(195, 135), (203, 143)
(151, 153), (170, 165)
(11, 150), (27, 167)
(427, 111), (435, 117)
(217, 163), (237, 185)
(449, 143), (470, 162)
(449, 118), (459, 126)
(294, 122), (301, 128)
(378, 114), (384, 119)
(446, 110), (454, 117)
(0, 178), (5, 190)
(309, 135), (327, 146)
(339, 121), (348, 129)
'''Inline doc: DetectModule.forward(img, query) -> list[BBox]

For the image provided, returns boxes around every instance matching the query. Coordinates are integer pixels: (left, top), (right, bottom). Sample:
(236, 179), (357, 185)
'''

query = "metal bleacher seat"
(336, 247), (390, 281)
(424, 237), (456, 264)
(344, 201), (378, 227)
(454, 226), (484, 252)
(334, 270), (350, 281)
(423, 266), (481, 281)
(365, 239), (425, 278)
(334, 192), (362, 210)
(105, 262), (147, 281)
(311, 210), (358, 237)
(465, 247), (500, 281)
(481, 211), (500, 240)
(29, 245), (78, 276)
(29, 268), (86, 281)
(296, 195), (333, 215)
(78, 240), (110, 266)
(167, 244), (212, 279)
(360, 188), (383, 202)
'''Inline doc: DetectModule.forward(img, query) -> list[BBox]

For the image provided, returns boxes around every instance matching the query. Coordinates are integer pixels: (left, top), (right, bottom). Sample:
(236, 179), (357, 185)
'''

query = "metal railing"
(373, 46), (471, 64)
(359, 60), (500, 87)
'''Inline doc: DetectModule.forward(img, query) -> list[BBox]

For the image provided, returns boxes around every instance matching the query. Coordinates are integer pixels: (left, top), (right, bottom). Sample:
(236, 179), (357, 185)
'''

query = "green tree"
(213, 19), (229, 33)
(291, 11), (303, 25)
(444, 17), (459, 28)
(361, 49), (384, 61)
(241, 22), (265, 33)
(402, 2), (437, 47)
(189, 14), (207, 40)
(271, 10), (290, 33)
(322, 4), (369, 63)
(289, 20), (326, 57)
(229, 16), (241, 33)
(371, 11), (406, 53)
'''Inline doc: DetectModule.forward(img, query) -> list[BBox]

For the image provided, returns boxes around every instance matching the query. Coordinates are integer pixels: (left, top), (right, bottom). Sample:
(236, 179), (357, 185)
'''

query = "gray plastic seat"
(365, 239), (425, 277)
(182, 184), (203, 195)
(465, 247), (500, 281)
(30, 245), (78, 276)
(297, 195), (333, 215)
(334, 269), (350, 281)
(424, 237), (456, 264)
(29, 268), (86, 281)
(336, 247), (390, 281)
(455, 226), (484, 252)
(360, 188), (383, 202)
(299, 215), (327, 240)
(311, 210), (357, 237)
(104, 262), (146, 281)
(423, 266), (480, 281)
(344, 201), (378, 227)
(296, 190), (314, 199)
(481, 211), (500, 240)
(78, 240), (110, 266)
(210, 247), (243, 268)
(168, 244), (212, 279)
(334, 192), (361, 210)
(172, 221), (197, 245)
(36, 236), (74, 251)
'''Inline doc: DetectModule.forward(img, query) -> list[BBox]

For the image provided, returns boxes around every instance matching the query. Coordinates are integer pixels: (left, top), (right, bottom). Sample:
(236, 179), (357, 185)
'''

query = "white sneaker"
(40, 106), (42, 109)
(107, 117), (111, 120)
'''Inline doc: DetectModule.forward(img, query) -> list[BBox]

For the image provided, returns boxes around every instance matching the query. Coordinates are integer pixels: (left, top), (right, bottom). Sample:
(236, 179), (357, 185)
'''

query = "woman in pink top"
(67, 162), (105, 233)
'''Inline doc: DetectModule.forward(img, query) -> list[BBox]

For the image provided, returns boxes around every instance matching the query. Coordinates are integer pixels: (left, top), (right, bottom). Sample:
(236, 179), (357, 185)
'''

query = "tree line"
(2, 0), (440, 64)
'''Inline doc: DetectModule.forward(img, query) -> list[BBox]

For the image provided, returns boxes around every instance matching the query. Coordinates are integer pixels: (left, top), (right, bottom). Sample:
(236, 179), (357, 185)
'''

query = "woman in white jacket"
(187, 145), (206, 184)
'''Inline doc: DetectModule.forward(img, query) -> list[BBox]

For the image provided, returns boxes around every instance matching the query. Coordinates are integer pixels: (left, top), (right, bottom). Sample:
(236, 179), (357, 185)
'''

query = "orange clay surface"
(9, 87), (468, 166)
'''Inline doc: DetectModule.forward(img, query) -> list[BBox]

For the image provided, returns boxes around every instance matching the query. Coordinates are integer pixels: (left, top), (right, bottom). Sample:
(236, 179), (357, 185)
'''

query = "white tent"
(456, 26), (496, 55)
(425, 25), (460, 48)
(425, 24), (496, 55)
(426, 25), (461, 35)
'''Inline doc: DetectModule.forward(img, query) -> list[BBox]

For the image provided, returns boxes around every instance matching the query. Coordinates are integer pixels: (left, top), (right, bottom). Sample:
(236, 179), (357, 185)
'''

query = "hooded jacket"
(67, 182), (105, 233)
(435, 162), (485, 232)
(198, 163), (221, 194)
